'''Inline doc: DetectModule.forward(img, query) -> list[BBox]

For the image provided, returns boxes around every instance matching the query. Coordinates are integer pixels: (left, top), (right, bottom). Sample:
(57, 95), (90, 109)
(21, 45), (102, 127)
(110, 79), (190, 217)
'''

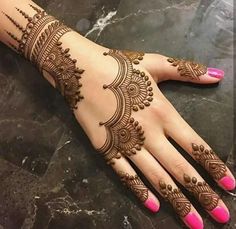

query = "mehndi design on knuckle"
(98, 50), (153, 164)
(167, 57), (207, 80)
(119, 172), (148, 202)
(121, 50), (145, 65)
(191, 144), (227, 181)
(159, 181), (191, 217)
(3, 5), (84, 109)
(183, 174), (220, 211)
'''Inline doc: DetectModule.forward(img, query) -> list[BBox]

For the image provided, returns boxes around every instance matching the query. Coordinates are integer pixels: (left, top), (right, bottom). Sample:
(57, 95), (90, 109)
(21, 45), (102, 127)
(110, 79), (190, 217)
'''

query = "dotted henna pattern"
(119, 172), (148, 202)
(3, 5), (84, 109)
(98, 50), (153, 164)
(159, 181), (191, 217)
(192, 144), (227, 181)
(167, 57), (207, 80)
(184, 174), (219, 211)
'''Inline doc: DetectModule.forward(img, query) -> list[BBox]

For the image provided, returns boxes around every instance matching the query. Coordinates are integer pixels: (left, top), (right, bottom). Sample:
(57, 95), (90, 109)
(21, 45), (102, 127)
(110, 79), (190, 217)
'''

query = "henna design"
(3, 5), (84, 109)
(192, 144), (227, 181)
(159, 181), (191, 217)
(184, 174), (219, 211)
(3, 5), (48, 56)
(167, 57), (207, 80)
(119, 172), (148, 202)
(98, 50), (153, 164)
(33, 23), (84, 109)
(122, 50), (145, 65)
(129, 69), (153, 111)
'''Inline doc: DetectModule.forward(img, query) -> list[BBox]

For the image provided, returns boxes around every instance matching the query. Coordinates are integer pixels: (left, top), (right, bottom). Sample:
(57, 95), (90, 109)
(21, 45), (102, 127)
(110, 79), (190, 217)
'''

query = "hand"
(0, 3), (234, 228)
(72, 48), (234, 229)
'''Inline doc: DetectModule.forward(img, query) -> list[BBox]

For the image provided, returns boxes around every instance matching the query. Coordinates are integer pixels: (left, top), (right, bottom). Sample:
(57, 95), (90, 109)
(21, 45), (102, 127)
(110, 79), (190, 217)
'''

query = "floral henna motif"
(192, 144), (227, 181)
(167, 57), (207, 80)
(129, 69), (153, 111)
(98, 50), (153, 164)
(159, 181), (191, 217)
(184, 174), (220, 211)
(3, 5), (84, 109)
(119, 172), (148, 202)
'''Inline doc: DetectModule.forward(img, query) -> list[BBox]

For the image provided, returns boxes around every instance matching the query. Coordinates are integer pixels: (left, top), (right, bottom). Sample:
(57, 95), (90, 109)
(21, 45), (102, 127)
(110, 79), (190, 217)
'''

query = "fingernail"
(184, 212), (204, 229)
(219, 176), (236, 190)
(144, 198), (160, 213)
(210, 206), (230, 223)
(207, 68), (224, 79)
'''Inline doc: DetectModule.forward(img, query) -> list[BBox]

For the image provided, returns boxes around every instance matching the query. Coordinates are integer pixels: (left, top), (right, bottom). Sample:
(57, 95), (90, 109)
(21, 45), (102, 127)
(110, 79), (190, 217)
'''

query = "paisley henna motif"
(3, 5), (84, 109)
(98, 50), (153, 164)
(119, 172), (148, 202)
(159, 181), (191, 217)
(184, 174), (219, 211)
(167, 57), (207, 80)
(191, 144), (227, 181)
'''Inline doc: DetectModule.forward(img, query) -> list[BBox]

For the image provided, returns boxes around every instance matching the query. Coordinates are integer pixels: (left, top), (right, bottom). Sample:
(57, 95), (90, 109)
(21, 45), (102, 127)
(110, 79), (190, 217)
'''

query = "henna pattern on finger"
(3, 5), (84, 109)
(98, 50), (153, 164)
(167, 57), (207, 80)
(192, 144), (227, 181)
(159, 181), (191, 217)
(184, 174), (220, 211)
(119, 172), (148, 202)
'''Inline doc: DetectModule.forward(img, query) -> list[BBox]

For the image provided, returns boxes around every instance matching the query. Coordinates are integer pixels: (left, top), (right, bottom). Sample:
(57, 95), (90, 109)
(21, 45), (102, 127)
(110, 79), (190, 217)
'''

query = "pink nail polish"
(210, 206), (230, 223)
(184, 212), (204, 229)
(207, 68), (224, 79)
(144, 198), (160, 213)
(219, 176), (236, 190)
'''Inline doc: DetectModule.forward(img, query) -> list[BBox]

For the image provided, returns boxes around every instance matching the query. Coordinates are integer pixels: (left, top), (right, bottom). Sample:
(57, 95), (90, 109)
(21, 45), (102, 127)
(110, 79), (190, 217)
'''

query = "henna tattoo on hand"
(167, 57), (207, 80)
(122, 50), (145, 65)
(119, 172), (148, 202)
(159, 181), (191, 217)
(3, 5), (84, 109)
(192, 144), (227, 181)
(98, 50), (153, 164)
(184, 174), (220, 211)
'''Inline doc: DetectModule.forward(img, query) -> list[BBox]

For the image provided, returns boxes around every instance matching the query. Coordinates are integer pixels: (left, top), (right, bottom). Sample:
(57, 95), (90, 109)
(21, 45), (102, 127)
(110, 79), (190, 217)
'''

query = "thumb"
(141, 53), (224, 84)
(166, 57), (224, 84)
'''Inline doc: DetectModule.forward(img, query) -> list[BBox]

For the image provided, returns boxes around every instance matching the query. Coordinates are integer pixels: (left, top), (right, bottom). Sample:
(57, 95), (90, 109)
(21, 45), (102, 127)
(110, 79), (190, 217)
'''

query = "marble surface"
(0, 0), (235, 228)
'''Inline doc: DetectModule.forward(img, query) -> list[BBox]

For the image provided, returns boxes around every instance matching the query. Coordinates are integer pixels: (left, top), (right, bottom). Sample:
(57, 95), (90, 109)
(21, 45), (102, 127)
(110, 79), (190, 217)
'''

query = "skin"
(0, 0), (235, 228)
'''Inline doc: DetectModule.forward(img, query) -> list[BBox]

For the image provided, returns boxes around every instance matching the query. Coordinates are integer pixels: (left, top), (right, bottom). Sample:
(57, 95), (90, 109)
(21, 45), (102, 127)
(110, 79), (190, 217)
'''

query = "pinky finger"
(111, 156), (160, 213)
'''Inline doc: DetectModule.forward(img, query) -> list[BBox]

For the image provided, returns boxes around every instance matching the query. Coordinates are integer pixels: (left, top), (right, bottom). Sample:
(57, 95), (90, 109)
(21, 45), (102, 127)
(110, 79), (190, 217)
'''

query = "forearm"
(0, 0), (106, 109)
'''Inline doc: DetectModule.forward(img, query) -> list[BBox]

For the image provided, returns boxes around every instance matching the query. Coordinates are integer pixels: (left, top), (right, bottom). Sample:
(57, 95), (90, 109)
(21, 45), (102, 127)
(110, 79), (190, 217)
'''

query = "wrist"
(1, 1), (109, 111)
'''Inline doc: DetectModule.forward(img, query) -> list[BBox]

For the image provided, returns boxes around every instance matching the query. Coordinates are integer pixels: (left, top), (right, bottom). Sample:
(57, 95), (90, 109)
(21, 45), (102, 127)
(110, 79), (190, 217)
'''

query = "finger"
(164, 108), (236, 191)
(128, 148), (203, 229)
(110, 156), (160, 212)
(147, 136), (230, 223)
(142, 53), (224, 83)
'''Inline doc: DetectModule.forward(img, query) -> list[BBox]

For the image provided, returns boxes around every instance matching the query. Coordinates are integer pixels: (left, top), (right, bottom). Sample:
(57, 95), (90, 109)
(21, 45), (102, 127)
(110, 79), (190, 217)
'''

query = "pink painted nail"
(210, 206), (230, 223)
(219, 176), (236, 190)
(207, 68), (224, 79)
(144, 198), (160, 213)
(184, 212), (204, 229)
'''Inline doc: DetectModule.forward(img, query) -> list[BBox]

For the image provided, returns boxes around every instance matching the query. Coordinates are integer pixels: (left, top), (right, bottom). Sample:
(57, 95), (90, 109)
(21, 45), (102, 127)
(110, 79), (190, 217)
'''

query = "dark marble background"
(0, 0), (235, 228)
